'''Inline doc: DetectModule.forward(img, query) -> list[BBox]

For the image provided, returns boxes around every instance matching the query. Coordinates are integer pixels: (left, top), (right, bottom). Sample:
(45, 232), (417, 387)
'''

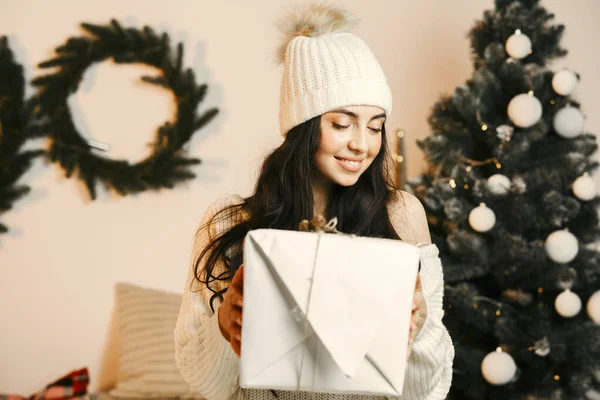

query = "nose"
(348, 127), (368, 153)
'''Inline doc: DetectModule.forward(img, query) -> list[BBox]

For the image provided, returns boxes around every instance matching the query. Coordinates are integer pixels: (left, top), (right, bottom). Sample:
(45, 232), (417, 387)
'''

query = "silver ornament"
(512, 176), (527, 193)
(496, 124), (515, 141)
(533, 337), (551, 357)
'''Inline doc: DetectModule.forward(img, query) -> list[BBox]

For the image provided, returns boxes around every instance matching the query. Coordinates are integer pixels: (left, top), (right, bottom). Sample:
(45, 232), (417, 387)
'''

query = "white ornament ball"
(481, 349), (517, 385)
(552, 70), (579, 96)
(487, 174), (511, 195)
(545, 230), (579, 264)
(555, 289), (582, 318)
(587, 290), (600, 324)
(469, 203), (496, 233)
(507, 93), (543, 128)
(573, 174), (596, 201)
(505, 31), (532, 59)
(554, 107), (585, 138)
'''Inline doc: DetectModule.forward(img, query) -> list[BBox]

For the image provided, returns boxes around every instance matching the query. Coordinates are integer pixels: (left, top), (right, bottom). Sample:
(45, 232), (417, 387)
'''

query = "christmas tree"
(406, 1), (600, 399)
(0, 36), (44, 235)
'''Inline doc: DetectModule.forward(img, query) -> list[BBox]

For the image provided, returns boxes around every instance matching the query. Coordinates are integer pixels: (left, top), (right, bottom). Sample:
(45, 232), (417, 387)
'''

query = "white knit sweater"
(175, 194), (454, 400)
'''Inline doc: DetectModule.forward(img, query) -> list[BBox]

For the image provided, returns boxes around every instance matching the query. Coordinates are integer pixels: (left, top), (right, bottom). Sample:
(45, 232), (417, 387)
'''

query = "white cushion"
(109, 283), (203, 399)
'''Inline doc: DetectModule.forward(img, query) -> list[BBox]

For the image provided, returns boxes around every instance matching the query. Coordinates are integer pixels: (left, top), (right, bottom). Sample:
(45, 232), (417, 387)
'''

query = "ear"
(389, 190), (432, 245)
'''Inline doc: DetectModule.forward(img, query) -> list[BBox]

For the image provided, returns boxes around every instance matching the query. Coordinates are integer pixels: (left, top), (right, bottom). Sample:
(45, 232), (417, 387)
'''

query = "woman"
(175, 4), (454, 399)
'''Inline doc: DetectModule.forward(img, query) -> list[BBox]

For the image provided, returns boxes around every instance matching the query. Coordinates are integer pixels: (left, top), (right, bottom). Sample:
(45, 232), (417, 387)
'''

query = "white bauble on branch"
(588, 290), (600, 324)
(487, 174), (511, 195)
(555, 289), (582, 318)
(507, 93), (542, 128)
(481, 348), (517, 385)
(545, 230), (579, 263)
(573, 173), (596, 201)
(552, 70), (579, 96)
(469, 203), (496, 233)
(505, 30), (532, 59)
(554, 107), (585, 138)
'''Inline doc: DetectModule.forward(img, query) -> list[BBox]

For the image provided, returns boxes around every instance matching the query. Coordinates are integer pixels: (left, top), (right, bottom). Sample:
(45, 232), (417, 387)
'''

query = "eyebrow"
(329, 109), (386, 121)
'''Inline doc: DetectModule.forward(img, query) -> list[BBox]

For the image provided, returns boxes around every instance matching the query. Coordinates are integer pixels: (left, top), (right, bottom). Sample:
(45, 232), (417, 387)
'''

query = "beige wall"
(0, 0), (598, 393)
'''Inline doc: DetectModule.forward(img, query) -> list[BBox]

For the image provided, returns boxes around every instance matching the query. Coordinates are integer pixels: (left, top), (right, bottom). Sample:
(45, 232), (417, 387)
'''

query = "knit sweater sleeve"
(395, 244), (454, 400)
(174, 194), (245, 400)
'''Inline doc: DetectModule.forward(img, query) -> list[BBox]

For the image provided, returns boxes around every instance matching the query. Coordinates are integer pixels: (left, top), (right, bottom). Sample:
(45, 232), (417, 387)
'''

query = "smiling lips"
(335, 156), (365, 172)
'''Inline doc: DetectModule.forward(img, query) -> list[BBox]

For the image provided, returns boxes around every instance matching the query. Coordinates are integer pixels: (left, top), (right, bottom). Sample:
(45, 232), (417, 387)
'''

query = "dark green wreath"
(0, 36), (44, 234)
(30, 19), (219, 200)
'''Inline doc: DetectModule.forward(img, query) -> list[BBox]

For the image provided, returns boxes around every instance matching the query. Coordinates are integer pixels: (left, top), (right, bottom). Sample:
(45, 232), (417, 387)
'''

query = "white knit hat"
(276, 3), (392, 136)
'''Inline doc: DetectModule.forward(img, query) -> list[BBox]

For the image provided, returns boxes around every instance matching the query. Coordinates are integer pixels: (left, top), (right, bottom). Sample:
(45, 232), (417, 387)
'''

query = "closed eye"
(332, 123), (349, 130)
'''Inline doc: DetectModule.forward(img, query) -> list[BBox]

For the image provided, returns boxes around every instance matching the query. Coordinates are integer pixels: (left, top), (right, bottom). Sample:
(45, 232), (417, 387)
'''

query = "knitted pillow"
(109, 283), (203, 399)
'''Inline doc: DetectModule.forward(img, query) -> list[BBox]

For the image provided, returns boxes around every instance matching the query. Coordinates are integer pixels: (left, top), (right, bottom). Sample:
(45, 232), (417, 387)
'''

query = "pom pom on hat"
(275, 3), (391, 136)
(275, 3), (358, 65)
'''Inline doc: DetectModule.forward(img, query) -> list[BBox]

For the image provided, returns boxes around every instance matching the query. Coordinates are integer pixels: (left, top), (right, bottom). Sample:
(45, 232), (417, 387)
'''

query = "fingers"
(226, 285), (244, 308)
(228, 265), (245, 358)
(231, 264), (244, 292)
(231, 317), (242, 341)
(231, 337), (241, 357)
(409, 318), (417, 343)
(415, 274), (422, 291)
(230, 304), (243, 358)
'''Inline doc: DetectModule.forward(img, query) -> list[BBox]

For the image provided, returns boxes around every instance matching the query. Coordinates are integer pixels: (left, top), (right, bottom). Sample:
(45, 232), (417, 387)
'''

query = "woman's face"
(315, 105), (385, 187)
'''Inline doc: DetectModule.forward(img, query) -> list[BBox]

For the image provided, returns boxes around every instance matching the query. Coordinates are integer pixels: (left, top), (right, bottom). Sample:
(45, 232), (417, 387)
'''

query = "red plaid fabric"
(1, 367), (89, 400)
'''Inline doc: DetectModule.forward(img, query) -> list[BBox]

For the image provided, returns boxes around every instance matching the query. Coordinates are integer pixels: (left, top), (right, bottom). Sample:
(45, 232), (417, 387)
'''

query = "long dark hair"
(194, 115), (402, 311)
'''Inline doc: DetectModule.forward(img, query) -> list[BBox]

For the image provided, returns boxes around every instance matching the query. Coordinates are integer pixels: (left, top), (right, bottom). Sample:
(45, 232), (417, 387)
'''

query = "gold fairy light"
(460, 155), (502, 170)
(449, 179), (457, 188)
(482, 124), (488, 131)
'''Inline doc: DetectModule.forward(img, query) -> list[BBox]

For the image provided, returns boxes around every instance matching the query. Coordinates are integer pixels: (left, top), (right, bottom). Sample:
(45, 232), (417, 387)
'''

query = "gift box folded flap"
(247, 229), (420, 379)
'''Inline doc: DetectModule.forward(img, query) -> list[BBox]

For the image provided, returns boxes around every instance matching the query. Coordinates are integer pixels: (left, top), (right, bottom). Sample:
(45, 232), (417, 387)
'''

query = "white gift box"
(239, 228), (421, 396)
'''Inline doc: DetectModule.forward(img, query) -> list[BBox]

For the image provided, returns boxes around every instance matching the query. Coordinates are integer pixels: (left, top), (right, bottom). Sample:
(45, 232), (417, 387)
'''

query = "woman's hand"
(218, 264), (244, 357)
(407, 274), (426, 362)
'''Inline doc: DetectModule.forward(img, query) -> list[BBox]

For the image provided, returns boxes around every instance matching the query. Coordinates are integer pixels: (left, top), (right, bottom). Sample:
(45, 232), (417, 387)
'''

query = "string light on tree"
(545, 229), (579, 263)
(573, 173), (596, 201)
(487, 174), (511, 195)
(554, 106), (585, 138)
(505, 29), (532, 59)
(469, 203), (496, 232)
(588, 290), (600, 324)
(507, 92), (542, 128)
(555, 288), (582, 318)
(481, 347), (517, 385)
(552, 69), (579, 96)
